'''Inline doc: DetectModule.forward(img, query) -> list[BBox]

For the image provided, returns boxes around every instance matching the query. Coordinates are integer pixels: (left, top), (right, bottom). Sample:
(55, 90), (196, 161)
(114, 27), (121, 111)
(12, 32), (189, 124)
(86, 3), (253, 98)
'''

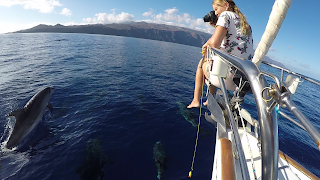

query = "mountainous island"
(14, 22), (211, 48)
(14, 22), (284, 67)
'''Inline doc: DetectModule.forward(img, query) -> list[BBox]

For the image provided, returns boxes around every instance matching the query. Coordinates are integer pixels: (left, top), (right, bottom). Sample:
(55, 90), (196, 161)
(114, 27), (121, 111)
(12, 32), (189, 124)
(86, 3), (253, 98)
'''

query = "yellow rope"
(189, 64), (206, 178)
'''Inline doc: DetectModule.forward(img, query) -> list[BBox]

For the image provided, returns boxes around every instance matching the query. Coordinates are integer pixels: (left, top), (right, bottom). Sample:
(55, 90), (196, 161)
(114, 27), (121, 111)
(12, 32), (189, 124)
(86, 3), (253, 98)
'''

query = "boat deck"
(211, 128), (318, 180)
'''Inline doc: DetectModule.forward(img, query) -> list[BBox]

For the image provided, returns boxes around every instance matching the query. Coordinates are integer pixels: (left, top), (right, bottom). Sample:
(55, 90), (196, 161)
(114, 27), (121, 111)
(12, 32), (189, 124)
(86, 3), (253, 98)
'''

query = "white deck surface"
(211, 128), (313, 180)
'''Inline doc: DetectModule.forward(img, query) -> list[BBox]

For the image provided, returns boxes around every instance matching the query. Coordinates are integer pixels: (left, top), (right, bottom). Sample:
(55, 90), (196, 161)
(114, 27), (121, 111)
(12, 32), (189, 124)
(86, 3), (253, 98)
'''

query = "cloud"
(287, 46), (292, 49)
(0, 0), (62, 13)
(60, 8), (72, 16)
(142, 8), (153, 17)
(164, 7), (179, 15)
(0, 7), (212, 34)
(83, 10), (134, 24)
(141, 7), (213, 34)
(62, 22), (85, 26)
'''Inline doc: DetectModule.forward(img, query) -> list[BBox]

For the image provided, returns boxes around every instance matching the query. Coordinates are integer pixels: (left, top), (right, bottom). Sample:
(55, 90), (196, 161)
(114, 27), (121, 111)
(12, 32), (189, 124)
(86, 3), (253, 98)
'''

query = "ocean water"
(0, 33), (319, 180)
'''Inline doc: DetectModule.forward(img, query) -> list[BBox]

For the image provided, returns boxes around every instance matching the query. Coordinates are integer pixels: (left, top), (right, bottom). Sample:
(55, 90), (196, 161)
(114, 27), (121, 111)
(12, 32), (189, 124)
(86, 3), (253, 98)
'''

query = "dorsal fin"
(8, 108), (25, 119)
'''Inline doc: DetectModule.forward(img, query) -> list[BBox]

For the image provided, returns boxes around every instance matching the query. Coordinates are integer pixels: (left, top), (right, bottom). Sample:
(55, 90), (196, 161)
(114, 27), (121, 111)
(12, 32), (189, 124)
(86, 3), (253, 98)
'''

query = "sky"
(1, 0), (320, 80)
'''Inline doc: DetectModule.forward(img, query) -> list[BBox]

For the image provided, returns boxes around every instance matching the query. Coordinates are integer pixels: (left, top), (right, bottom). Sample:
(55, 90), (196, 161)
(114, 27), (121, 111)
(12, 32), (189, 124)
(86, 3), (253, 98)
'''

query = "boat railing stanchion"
(209, 50), (250, 180)
(219, 75), (250, 180)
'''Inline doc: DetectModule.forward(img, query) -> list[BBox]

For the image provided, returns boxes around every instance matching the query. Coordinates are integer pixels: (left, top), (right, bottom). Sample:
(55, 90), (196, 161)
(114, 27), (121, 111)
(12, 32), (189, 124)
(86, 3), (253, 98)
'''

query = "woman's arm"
(207, 25), (227, 49)
(203, 25), (227, 53)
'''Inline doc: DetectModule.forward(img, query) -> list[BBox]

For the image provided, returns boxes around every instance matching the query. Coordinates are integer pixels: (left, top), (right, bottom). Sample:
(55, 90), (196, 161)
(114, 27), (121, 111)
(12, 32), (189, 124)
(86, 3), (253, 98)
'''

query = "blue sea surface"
(0, 33), (319, 180)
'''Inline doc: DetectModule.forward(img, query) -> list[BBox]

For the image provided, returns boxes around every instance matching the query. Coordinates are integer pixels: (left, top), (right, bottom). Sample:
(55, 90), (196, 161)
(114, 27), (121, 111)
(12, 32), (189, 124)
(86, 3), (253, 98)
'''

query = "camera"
(203, 11), (217, 23)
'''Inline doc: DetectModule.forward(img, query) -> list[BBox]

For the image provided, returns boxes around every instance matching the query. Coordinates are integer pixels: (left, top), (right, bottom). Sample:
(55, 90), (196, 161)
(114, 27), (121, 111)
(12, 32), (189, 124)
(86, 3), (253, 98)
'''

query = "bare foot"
(187, 101), (200, 108)
(203, 100), (208, 106)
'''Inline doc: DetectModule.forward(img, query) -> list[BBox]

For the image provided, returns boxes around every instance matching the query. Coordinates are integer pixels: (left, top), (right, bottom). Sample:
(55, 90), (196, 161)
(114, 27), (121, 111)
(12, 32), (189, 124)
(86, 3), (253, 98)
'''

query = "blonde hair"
(212, 0), (251, 36)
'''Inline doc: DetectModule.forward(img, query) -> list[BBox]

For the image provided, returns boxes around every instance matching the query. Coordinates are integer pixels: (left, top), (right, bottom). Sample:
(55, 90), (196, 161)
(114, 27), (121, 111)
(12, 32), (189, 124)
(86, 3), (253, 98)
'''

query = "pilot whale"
(6, 87), (54, 149)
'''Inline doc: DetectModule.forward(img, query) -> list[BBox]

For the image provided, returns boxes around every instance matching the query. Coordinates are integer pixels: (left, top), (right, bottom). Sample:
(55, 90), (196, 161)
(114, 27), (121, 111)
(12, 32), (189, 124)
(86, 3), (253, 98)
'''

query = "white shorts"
(205, 60), (236, 91)
(207, 71), (237, 91)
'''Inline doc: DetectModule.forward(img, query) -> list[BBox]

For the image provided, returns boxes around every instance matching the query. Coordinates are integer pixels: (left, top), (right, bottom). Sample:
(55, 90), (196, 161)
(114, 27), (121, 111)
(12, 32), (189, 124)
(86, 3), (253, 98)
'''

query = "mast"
(252, 0), (293, 66)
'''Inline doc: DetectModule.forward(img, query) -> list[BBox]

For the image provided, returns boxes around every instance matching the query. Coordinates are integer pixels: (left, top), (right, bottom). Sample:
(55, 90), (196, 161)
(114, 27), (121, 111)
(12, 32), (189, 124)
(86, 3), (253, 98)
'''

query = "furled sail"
(252, 0), (293, 66)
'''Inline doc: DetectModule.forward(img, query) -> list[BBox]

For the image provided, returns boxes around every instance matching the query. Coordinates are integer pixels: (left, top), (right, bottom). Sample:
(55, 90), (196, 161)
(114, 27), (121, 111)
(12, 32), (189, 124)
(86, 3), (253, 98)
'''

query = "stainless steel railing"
(208, 47), (320, 180)
(261, 61), (320, 149)
(262, 61), (320, 86)
(208, 47), (279, 180)
(269, 83), (320, 149)
(219, 75), (251, 180)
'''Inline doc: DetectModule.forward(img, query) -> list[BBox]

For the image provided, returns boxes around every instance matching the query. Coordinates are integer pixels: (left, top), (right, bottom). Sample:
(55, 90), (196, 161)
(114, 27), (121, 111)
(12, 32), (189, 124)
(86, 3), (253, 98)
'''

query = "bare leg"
(203, 86), (216, 106)
(202, 61), (217, 106)
(187, 59), (204, 108)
